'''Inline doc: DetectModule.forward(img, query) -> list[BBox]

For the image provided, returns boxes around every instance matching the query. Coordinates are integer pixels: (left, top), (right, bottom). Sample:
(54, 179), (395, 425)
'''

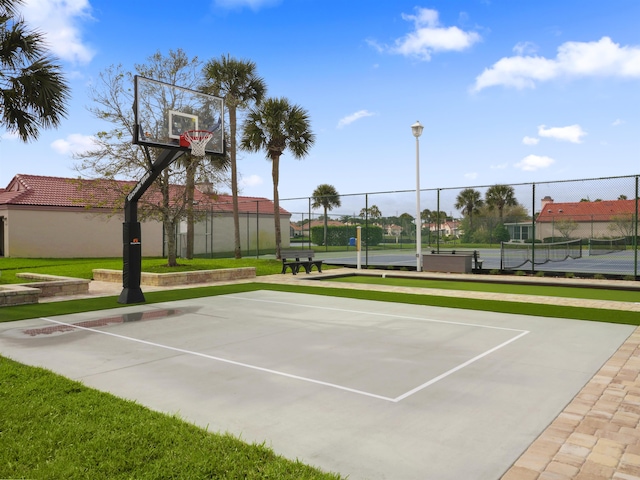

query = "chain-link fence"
(173, 197), (280, 258)
(280, 174), (639, 278)
(172, 174), (638, 277)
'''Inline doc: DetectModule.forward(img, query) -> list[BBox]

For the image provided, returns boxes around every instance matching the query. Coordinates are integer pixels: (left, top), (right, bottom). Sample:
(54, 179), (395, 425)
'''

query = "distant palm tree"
(485, 184), (518, 221)
(455, 188), (483, 229)
(312, 184), (341, 246)
(240, 97), (315, 259)
(0, 0), (70, 141)
(203, 54), (266, 258)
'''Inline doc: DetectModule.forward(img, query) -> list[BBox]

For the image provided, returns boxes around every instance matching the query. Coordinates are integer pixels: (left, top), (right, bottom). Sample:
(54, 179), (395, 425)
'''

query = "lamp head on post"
(411, 120), (424, 138)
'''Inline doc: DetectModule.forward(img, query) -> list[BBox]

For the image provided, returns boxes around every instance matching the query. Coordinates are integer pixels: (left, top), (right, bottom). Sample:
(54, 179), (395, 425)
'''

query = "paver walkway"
(501, 327), (640, 480)
(33, 269), (640, 478)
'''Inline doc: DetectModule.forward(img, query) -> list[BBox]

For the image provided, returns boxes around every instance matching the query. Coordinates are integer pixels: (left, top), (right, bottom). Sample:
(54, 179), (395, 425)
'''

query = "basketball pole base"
(118, 287), (145, 304)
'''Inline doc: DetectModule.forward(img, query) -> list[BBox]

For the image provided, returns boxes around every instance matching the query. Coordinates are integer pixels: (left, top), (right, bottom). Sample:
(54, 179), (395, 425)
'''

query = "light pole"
(412, 120), (424, 272)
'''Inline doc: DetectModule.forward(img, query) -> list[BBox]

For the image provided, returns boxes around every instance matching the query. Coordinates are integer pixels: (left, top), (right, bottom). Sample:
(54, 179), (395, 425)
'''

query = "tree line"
(303, 183), (529, 244)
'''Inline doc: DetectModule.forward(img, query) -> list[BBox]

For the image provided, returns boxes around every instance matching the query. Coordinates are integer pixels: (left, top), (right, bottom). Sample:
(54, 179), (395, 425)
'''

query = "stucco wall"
(2, 207), (163, 257)
(536, 221), (618, 241)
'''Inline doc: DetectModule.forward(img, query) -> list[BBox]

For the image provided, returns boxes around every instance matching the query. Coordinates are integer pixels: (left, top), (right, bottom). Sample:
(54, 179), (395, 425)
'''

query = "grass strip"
(2, 283), (639, 325)
(0, 257), (285, 283)
(0, 356), (341, 480)
(252, 284), (640, 325)
(325, 275), (640, 302)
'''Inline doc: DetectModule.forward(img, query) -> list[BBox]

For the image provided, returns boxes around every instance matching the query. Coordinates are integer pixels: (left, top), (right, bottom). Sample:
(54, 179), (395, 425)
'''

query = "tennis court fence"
(185, 173), (639, 278)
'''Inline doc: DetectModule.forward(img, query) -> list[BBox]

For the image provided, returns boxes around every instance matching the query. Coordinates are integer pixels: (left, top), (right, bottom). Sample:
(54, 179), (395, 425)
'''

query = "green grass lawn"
(0, 356), (341, 480)
(325, 275), (640, 303)
(0, 257), (284, 283)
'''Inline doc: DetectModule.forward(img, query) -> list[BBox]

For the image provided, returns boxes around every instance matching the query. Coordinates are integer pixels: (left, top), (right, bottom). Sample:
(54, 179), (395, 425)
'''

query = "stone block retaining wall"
(92, 267), (256, 286)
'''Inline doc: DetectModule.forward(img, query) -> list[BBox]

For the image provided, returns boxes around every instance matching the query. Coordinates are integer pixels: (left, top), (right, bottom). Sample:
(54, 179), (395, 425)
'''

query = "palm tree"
(455, 188), (483, 229)
(485, 184), (518, 221)
(311, 184), (341, 247)
(0, 0), (70, 141)
(240, 97), (315, 259)
(202, 54), (266, 259)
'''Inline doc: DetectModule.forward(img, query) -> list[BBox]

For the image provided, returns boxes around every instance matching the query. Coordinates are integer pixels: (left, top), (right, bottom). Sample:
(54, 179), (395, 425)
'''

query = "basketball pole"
(118, 148), (185, 304)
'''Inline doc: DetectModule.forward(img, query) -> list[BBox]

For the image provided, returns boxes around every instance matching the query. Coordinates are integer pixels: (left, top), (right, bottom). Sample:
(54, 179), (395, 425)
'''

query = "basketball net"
(181, 130), (213, 158)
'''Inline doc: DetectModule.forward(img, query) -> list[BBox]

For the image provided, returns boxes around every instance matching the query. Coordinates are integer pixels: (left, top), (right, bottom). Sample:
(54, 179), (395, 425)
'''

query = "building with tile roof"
(0, 174), (289, 257)
(536, 197), (637, 240)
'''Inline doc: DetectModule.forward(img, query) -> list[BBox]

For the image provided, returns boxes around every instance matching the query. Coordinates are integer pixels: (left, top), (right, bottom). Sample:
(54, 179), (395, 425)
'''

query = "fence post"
(531, 183), (536, 273)
(308, 197), (312, 250)
(356, 225), (362, 269)
(365, 193), (369, 267)
(436, 189), (441, 253)
(635, 176), (638, 278)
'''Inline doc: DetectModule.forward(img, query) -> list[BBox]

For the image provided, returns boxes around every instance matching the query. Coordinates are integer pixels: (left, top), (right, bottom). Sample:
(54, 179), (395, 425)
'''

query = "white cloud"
(522, 136), (539, 146)
(464, 172), (478, 180)
(538, 124), (586, 143)
(490, 163), (509, 169)
(337, 110), (375, 129)
(473, 37), (640, 91)
(18, 0), (95, 64)
(51, 133), (96, 155)
(612, 118), (625, 126)
(515, 154), (555, 171)
(373, 8), (481, 61)
(513, 41), (538, 56)
(239, 174), (263, 188)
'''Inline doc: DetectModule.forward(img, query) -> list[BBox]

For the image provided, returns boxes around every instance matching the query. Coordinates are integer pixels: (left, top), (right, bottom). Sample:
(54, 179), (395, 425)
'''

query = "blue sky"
(2, 0), (640, 217)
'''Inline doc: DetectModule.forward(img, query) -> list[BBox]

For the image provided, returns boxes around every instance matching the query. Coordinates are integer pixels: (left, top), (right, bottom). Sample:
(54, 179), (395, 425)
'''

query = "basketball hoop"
(180, 130), (213, 157)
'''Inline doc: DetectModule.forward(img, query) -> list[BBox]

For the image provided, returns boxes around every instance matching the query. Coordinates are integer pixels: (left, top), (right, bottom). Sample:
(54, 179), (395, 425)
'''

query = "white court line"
(230, 295), (530, 401)
(231, 295), (527, 333)
(40, 293), (530, 403)
(393, 330), (529, 402)
(40, 317), (395, 402)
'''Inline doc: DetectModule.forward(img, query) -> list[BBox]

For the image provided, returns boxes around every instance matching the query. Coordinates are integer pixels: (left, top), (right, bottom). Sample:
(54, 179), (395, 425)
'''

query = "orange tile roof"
(0, 174), (288, 215)
(537, 199), (637, 223)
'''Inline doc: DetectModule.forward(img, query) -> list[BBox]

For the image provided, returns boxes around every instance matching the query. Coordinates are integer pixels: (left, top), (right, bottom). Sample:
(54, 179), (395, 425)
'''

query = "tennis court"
(322, 247), (638, 276)
(0, 290), (634, 479)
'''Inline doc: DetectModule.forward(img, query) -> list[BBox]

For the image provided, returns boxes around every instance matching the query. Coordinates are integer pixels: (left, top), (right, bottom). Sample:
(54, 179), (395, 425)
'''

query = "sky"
(1, 0), (640, 218)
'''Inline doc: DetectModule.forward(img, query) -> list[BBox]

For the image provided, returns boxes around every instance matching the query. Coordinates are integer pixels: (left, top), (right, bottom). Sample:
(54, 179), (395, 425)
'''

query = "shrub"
(515, 270), (527, 276)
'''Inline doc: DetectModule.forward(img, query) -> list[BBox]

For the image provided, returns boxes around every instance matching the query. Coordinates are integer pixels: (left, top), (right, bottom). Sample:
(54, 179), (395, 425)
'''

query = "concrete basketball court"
(0, 289), (635, 479)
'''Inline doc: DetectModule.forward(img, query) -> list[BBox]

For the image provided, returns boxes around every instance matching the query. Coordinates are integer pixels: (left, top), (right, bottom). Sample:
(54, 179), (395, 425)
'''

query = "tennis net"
(501, 239), (583, 270)
(588, 237), (627, 256)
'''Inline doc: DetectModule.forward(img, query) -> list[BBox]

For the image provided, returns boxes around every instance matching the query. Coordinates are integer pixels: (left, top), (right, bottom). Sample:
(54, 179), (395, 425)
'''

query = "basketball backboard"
(133, 75), (224, 155)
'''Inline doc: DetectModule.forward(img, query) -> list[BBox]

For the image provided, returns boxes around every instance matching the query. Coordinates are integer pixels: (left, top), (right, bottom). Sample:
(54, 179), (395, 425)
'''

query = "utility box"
(423, 253), (472, 273)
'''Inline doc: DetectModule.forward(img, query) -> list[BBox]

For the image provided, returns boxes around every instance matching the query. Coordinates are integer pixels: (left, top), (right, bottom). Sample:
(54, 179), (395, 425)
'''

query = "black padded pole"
(118, 149), (185, 304)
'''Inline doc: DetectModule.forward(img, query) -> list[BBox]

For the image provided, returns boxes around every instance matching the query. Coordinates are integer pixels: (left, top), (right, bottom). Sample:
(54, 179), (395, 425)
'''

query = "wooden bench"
(281, 249), (323, 275)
